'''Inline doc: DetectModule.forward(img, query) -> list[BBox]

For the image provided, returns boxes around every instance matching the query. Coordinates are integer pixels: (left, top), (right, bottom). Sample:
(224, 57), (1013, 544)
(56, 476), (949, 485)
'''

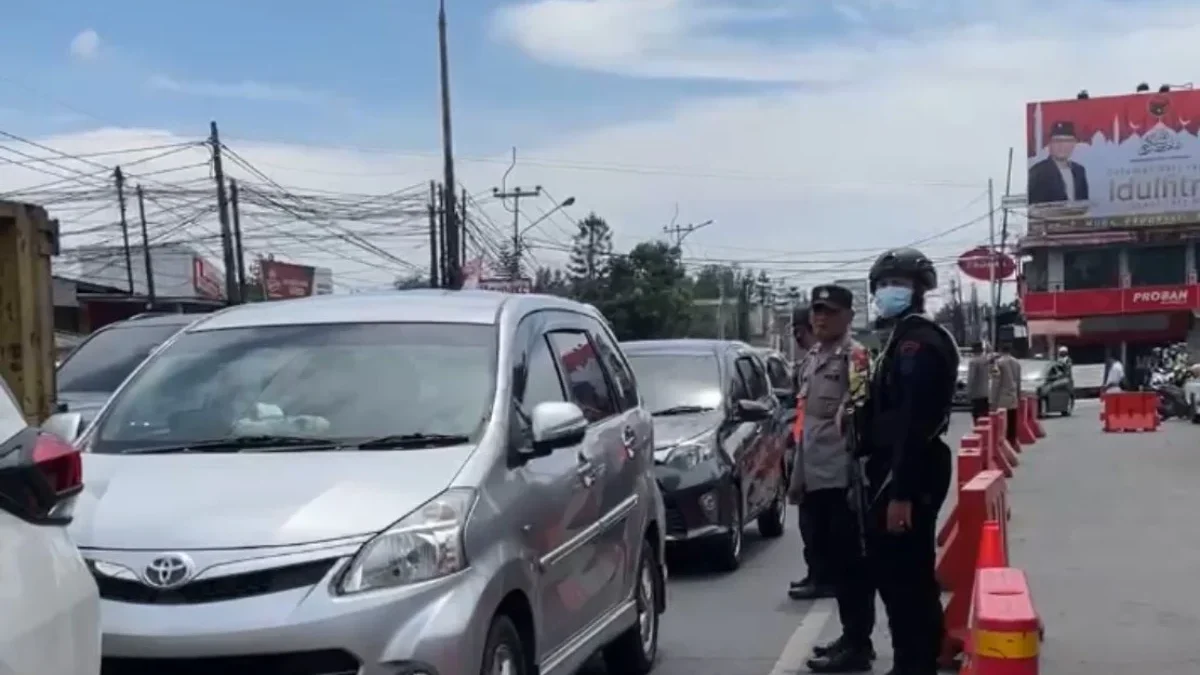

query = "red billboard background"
(1022, 283), (1200, 318)
(261, 260), (316, 300)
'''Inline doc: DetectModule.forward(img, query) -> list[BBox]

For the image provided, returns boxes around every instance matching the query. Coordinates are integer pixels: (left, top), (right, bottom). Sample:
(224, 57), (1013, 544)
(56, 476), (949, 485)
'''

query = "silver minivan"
(48, 290), (666, 675)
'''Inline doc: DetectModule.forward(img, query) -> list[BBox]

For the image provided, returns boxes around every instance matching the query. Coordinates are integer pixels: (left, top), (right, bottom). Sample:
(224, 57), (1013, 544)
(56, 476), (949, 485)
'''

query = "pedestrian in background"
(791, 285), (876, 673)
(1103, 353), (1125, 393)
(990, 342), (1020, 446)
(965, 342), (990, 420)
(862, 248), (959, 675)
(786, 306), (834, 600)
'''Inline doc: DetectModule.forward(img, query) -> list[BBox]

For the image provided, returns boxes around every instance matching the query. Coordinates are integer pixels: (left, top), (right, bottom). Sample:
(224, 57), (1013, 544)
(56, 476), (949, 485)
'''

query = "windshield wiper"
(650, 405), (716, 417)
(124, 435), (343, 455)
(356, 433), (471, 450)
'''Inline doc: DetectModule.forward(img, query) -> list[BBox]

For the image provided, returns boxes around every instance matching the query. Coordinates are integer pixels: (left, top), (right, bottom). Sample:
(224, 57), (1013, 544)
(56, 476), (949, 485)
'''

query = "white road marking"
(768, 599), (836, 675)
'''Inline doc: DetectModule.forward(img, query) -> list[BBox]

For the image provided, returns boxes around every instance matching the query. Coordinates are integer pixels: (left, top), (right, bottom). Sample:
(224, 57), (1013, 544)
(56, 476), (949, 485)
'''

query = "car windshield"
(625, 353), (723, 414)
(90, 322), (497, 454)
(1018, 360), (1050, 379)
(56, 323), (187, 393)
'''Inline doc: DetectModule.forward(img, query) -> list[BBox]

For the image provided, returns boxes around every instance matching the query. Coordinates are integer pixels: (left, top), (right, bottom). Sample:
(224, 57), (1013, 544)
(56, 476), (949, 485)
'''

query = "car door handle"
(575, 456), (598, 487)
(621, 426), (637, 447)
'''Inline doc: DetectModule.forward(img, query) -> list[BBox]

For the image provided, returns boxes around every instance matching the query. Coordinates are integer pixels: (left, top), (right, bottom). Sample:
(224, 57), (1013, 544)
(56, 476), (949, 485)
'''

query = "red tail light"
(0, 429), (83, 524)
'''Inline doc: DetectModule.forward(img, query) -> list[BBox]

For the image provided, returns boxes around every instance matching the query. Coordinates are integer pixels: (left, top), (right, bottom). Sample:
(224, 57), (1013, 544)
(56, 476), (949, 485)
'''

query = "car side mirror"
(43, 411), (84, 443)
(525, 401), (587, 457)
(733, 399), (771, 422)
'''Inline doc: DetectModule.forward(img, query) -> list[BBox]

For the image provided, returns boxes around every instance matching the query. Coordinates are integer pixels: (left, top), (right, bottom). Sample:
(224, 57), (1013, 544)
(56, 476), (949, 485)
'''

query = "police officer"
(862, 248), (959, 675)
(791, 285), (876, 673)
(787, 306), (835, 601)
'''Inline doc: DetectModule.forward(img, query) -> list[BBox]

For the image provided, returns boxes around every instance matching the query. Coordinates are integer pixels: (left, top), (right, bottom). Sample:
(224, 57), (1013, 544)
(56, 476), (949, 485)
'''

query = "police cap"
(810, 284), (854, 311)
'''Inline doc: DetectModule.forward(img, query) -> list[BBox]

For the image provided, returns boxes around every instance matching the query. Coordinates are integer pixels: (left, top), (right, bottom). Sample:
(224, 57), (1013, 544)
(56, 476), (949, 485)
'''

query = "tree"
(394, 273), (428, 290)
(601, 241), (692, 340)
(532, 266), (570, 296)
(567, 213), (613, 300)
(495, 242), (523, 280)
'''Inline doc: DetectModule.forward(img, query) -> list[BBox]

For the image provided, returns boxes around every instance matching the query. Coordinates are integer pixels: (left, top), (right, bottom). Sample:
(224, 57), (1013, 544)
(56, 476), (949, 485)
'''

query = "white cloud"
(147, 74), (332, 105)
(9, 0), (1200, 297)
(69, 29), (101, 61)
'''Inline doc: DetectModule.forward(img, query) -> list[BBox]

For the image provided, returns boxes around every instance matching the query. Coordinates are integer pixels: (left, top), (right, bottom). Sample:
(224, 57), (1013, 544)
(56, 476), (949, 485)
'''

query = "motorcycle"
(1150, 367), (1193, 420)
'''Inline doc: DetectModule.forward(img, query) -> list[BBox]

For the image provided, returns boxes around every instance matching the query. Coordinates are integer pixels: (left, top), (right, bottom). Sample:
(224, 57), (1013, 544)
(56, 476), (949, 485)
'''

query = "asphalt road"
(581, 411), (981, 675)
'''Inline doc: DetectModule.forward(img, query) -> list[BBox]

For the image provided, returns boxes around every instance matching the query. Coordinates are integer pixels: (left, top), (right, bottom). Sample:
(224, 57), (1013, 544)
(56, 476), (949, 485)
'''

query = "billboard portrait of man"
(1028, 120), (1090, 204)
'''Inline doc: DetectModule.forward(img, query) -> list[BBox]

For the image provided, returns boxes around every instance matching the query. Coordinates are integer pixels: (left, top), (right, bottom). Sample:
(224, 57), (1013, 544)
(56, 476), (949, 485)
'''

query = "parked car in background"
(54, 312), (202, 435)
(0, 376), (100, 675)
(622, 339), (788, 572)
(50, 291), (666, 675)
(1070, 363), (1106, 399)
(1185, 375), (1200, 424)
(1020, 358), (1075, 417)
(954, 360), (971, 409)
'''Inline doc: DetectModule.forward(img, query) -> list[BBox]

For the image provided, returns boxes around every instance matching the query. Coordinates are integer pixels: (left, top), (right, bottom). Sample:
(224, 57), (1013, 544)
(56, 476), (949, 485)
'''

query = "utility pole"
(997, 147), (1015, 315)
(460, 186), (469, 263)
(662, 219), (713, 249)
(209, 121), (238, 304)
(437, 185), (448, 288)
(113, 166), (135, 294)
(987, 178), (998, 350)
(437, 0), (461, 288)
(134, 185), (156, 307)
(229, 179), (246, 301)
(427, 181), (440, 288)
(492, 185), (541, 279)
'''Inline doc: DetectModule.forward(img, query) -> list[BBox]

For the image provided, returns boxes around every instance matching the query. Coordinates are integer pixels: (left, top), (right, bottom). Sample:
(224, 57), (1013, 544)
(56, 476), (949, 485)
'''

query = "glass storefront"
(1128, 245), (1187, 287)
(1063, 248), (1120, 291)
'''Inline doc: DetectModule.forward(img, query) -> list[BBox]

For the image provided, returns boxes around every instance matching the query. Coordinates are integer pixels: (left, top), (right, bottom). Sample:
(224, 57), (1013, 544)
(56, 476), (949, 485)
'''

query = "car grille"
(95, 558), (339, 605)
(101, 649), (359, 675)
(664, 506), (687, 536)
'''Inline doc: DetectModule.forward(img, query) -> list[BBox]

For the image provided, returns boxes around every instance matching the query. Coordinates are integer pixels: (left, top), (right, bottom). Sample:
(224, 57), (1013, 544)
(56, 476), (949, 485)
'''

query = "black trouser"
(1005, 407), (1019, 444)
(866, 440), (951, 673)
(969, 397), (989, 420)
(796, 500), (828, 583)
(806, 488), (875, 647)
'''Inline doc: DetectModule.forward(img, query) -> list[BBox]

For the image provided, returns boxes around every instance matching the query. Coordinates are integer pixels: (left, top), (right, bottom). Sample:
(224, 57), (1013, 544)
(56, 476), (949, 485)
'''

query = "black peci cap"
(1049, 120), (1077, 139)
(810, 284), (854, 311)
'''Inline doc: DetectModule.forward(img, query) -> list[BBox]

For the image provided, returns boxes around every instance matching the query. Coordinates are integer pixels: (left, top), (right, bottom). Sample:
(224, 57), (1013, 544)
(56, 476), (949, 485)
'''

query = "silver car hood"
(70, 446), (474, 550)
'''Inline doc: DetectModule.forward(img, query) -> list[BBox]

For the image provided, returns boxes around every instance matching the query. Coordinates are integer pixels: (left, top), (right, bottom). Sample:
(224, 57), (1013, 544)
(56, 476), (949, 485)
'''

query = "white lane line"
(768, 599), (836, 675)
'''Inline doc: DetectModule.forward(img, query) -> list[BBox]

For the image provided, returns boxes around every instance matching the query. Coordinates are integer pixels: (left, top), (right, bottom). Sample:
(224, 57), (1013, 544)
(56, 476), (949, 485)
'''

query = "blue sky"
(1, 0), (817, 153)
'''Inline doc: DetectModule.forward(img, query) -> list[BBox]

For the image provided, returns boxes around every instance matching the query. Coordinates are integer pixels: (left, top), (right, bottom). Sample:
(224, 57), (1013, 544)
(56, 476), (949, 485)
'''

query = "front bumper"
(655, 464), (731, 543)
(88, 537), (492, 675)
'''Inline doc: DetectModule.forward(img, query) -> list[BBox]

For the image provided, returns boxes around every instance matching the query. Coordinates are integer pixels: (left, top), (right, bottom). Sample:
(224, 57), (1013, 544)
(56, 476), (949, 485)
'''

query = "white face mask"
(873, 286), (913, 319)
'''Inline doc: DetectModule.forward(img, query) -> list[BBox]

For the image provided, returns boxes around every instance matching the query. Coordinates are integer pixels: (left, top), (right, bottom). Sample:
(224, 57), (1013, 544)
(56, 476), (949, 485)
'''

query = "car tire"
(1037, 397), (1047, 419)
(713, 484), (744, 572)
(1062, 396), (1074, 417)
(480, 613), (529, 675)
(603, 535), (661, 674)
(756, 469), (787, 539)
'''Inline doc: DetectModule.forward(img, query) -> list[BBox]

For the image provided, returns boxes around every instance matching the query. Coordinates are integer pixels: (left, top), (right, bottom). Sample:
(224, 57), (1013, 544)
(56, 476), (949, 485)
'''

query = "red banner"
(1022, 283), (1200, 318)
(260, 260), (316, 300)
(957, 246), (1016, 282)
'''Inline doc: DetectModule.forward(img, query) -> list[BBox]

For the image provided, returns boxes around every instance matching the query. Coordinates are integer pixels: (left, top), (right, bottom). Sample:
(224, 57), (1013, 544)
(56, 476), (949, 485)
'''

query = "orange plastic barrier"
(976, 417), (1011, 478)
(966, 568), (1041, 675)
(991, 411), (1020, 468)
(1101, 391), (1159, 433)
(1017, 396), (1038, 446)
(939, 469), (1008, 668)
(937, 435), (983, 550)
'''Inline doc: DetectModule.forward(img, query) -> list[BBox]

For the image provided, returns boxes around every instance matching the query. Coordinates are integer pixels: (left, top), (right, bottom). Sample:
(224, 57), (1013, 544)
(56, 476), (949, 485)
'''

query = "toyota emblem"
(143, 553), (195, 589)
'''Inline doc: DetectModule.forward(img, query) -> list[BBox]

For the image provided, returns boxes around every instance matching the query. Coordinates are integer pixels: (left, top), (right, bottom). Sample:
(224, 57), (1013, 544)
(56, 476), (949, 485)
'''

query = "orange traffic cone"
(976, 519), (1007, 569)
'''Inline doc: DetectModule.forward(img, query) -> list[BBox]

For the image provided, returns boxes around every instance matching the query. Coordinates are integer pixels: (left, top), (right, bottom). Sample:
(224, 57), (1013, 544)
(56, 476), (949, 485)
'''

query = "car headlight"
(664, 437), (716, 471)
(337, 488), (476, 594)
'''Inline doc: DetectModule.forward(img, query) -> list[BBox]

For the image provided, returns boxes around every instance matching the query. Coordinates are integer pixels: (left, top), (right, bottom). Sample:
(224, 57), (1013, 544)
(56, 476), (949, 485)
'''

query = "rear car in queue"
(620, 339), (789, 571)
(1019, 358), (1075, 417)
(51, 290), (668, 675)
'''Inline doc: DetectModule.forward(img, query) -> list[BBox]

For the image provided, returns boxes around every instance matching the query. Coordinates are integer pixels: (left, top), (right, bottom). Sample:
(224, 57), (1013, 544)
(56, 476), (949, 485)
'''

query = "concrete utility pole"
(229, 179), (246, 299)
(427, 181), (440, 288)
(663, 219), (713, 249)
(492, 185), (541, 279)
(134, 185), (155, 307)
(113, 166), (134, 294)
(209, 121), (238, 304)
(437, 0), (461, 288)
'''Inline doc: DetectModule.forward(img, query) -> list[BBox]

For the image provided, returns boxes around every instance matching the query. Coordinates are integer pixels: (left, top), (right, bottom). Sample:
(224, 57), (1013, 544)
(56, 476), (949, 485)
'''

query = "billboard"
(260, 260), (317, 300)
(832, 278), (871, 331)
(1026, 90), (1200, 234)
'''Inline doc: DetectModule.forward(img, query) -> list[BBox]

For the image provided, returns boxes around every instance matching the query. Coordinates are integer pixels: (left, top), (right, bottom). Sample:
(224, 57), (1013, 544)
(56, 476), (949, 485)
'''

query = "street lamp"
(519, 196), (576, 239)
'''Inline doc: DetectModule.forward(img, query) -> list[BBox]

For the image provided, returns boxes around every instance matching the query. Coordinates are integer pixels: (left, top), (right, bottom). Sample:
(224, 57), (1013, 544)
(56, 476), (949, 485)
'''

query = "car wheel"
(756, 469), (787, 539)
(1062, 395), (1074, 417)
(480, 614), (529, 675)
(602, 535), (660, 674)
(713, 484), (743, 572)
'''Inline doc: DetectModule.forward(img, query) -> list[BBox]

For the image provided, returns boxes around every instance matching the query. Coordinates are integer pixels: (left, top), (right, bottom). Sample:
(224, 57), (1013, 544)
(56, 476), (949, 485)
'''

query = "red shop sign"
(1022, 284), (1200, 318)
(957, 246), (1016, 282)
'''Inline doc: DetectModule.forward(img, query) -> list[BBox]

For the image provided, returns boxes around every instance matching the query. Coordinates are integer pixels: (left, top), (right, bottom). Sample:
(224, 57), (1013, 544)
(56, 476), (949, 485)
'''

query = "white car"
(0, 377), (100, 675)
